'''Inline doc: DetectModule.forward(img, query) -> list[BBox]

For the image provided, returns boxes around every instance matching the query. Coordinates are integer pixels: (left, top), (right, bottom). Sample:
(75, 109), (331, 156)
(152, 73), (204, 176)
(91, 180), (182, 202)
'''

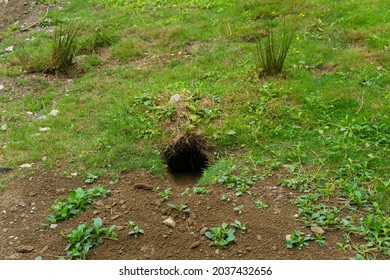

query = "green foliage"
(168, 203), (191, 213)
(254, 199), (269, 210)
(47, 186), (110, 223)
(256, 19), (294, 77)
(230, 220), (247, 232)
(205, 223), (236, 247)
(157, 188), (172, 201)
(217, 174), (261, 196)
(285, 230), (314, 250)
(233, 204), (244, 214)
(85, 173), (98, 184)
(49, 20), (80, 73)
(193, 186), (208, 195)
(128, 221), (144, 238)
(62, 217), (118, 260)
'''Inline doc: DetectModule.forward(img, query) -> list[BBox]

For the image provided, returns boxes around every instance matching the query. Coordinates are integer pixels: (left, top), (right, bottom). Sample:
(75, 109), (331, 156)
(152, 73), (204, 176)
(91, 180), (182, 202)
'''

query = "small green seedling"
(220, 194), (231, 202)
(254, 199), (269, 210)
(313, 233), (326, 247)
(234, 205), (244, 214)
(85, 173), (98, 184)
(193, 187), (208, 195)
(158, 188), (172, 201)
(168, 203), (191, 213)
(285, 230), (314, 250)
(230, 220), (247, 232)
(181, 187), (191, 196)
(128, 221), (144, 238)
(205, 223), (236, 247)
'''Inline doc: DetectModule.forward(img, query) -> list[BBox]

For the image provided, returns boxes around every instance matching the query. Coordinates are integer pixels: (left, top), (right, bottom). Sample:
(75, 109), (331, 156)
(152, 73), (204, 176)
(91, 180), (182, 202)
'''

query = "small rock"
(200, 226), (208, 235)
(2, 228), (8, 233)
(116, 226), (125, 231)
(285, 234), (291, 241)
(215, 249), (220, 255)
(119, 200), (125, 205)
(169, 94), (181, 103)
(161, 208), (168, 215)
(15, 245), (35, 253)
(48, 110), (59, 116)
(163, 235), (168, 238)
(8, 253), (20, 260)
(38, 127), (50, 132)
(293, 214), (299, 218)
(94, 200), (104, 207)
(19, 163), (33, 168)
(1, 124), (7, 131)
(93, 210), (98, 215)
(163, 217), (176, 228)
(10, 206), (18, 212)
(5, 46), (14, 52)
(0, 85), (4, 91)
(26, 111), (33, 115)
(119, 249), (123, 254)
(2, 210), (6, 214)
(187, 218), (194, 227)
(40, 245), (49, 254)
(133, 183), (153, 191)
(256, 235), (262, 241)
(111, 215), (120, 220)
(120, 204), (127, 210)
(50, 224), (58, 229)
(246, 247), (253, 251)
(310, 226), (325, 235)
(190, 242), (200, 249)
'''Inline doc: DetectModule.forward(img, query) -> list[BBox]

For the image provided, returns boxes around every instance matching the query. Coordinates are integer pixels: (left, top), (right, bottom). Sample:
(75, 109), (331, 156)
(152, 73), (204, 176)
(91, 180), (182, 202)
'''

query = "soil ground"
(0, 0), (358, 260)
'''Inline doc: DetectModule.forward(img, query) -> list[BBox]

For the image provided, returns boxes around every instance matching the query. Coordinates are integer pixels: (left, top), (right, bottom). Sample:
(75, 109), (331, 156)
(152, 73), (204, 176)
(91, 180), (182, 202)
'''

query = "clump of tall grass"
(16, 20), (80, 73)
(256, 20), (294, 77)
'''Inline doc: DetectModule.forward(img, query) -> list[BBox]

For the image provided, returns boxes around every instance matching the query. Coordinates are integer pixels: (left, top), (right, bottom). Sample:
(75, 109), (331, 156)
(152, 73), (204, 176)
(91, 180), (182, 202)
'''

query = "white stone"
(5, 46), (14, 52)
(0, 85), (4, 91)
(169, 94), (181, 103)
(38, 127), (50, 132)
(163, 217), (176, 228)
(19, 163), (33, 168)
(1, 124), (7, 131)
(50, 224), (58, 229)
(48, 110), (59, 116)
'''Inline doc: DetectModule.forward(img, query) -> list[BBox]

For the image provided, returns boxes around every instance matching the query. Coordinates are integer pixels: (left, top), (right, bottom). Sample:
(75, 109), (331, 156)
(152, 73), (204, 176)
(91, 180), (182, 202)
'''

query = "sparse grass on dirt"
(0, 0), (389, 260)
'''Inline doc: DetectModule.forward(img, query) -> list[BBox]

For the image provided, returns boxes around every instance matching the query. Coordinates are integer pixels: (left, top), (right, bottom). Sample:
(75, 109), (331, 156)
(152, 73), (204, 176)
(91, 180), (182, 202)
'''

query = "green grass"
(0, 0), (389, 258)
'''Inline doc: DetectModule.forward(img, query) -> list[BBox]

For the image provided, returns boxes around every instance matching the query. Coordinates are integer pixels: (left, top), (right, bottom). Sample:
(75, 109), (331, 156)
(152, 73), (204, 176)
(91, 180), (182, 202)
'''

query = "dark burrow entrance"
(163, 134), (209, 184)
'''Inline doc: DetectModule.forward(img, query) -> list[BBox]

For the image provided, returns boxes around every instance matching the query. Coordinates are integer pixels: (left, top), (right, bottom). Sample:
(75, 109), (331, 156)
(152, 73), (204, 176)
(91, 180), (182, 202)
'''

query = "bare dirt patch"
(0, 167), (355, 260)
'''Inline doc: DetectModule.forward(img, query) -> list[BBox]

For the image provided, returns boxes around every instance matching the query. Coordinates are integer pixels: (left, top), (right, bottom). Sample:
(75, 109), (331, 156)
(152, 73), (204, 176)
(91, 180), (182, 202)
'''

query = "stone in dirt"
(5, 46), (13, 52)
(310, 226), (325, 235)
(190, 242), (200, 249)
(0, 124), (6, 131)
(169, 94), (181, 103)
(200, 227), (208, 235)
(163, 217), (176, 228)
(111, 215), (120, 220)
(19, 163), (33, 168)
(0, 85), (4, 91)
(50, 224), (58, 229)
(285, 234), (291, 241)
(15, 245), (35, 253)
(48, 110), (60, 116)
(133, 183), (154, 191)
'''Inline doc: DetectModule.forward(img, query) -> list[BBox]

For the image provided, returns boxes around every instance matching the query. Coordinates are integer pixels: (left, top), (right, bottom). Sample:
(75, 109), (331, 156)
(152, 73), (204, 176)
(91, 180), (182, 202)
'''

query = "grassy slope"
(0, 0), (389, 258)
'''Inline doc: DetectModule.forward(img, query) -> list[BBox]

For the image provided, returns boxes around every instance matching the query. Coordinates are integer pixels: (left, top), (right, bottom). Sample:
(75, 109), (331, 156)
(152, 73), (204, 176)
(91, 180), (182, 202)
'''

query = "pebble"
(50, 224), (58, 229)
(169, 94), (181, 103)
(15, 245), (35, 253)
(111, 215), (120, 220)
(133, 183), (153, 191)
(285, 234), (291, 241)
(116, 226), (125, 231)
(0, 84), (4, 91)
(40, 245), (49, 254)
(310, 226), (325, 235)
(48, 110), (60, 116)
(120, 204), (127, 210)
(190, 242), (200, 249)
(5, 46), (14, 52)
(187, 218), (194, 227)
(38, 127), (50, 132)
(256, 235), (262, 240)
(8, 253), (20, 260)
(119, 200), (125, 205)
(19, 163), (33, 168)
(163, 217), (176, 228)
(10, 206), (18, 212)
(93, 210), (98, 215)
(200, 227), (208, 235)
(293, 214), (299, 218)
(1, 124), (7, 131)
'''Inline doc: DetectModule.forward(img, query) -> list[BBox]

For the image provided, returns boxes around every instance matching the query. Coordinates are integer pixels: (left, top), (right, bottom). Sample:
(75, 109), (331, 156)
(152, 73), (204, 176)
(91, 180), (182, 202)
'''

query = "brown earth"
(0, 0), (358, 261)
(0, 167), (356, 260)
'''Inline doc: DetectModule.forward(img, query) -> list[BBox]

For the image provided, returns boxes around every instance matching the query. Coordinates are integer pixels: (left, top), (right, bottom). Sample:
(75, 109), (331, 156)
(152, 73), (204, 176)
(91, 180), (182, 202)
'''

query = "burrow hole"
(163, 134), (209, 182)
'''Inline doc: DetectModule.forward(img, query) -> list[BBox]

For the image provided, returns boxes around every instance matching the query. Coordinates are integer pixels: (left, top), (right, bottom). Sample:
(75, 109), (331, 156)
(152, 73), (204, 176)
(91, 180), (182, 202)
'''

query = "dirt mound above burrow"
(0, 167), (355, 260)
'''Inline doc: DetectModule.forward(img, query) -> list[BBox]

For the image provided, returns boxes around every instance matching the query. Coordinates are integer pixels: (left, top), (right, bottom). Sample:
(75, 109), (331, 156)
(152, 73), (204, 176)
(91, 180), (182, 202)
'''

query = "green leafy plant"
(234, 204), (244, 214)
(220, 193), (231, 202)
(85, 173), (98, 184)
(62, 217), (117, 260)
(205, 223), (236, 247)
(47, 185), (110, 223)
(285, 230), (314, 250)
(217, 175), (254, 196)
(168, 203), (191, 213)
(254, 199), (269, 210)
(230, 220), (247, 232)
(158, 188), (172, 201)
(181, 187), (191, 196)
(256, 19), (294, 77)
(128, 221), (144, 238)
(193, 186), (208, 195)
